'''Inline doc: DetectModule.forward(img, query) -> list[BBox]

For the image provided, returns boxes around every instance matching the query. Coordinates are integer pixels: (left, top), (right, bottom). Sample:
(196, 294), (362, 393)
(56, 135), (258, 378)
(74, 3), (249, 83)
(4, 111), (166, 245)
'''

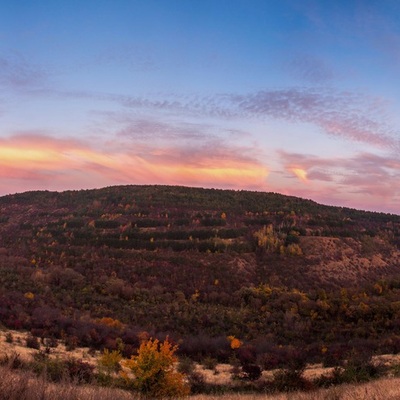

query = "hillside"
(1, 185), (400, 367)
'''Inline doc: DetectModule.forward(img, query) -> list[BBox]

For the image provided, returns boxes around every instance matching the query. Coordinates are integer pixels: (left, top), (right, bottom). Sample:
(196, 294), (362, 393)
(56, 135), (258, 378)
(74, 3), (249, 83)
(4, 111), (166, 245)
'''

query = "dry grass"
(190, 377), (400, 399)
(0, 364), (136, 400)
(2, 360), (400, 400)
(0, 329), (98, 366)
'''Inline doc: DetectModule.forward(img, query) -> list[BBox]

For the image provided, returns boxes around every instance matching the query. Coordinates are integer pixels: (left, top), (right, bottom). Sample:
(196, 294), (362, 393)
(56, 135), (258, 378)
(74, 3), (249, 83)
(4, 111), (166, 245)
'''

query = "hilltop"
(1, 185), (400, 367)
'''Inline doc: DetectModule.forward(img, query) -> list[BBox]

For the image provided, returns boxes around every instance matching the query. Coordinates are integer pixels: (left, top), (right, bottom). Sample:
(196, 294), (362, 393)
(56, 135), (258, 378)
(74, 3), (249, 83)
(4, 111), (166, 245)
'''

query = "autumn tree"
(254, 224), (280, 252)
(123, 337), (190, 398)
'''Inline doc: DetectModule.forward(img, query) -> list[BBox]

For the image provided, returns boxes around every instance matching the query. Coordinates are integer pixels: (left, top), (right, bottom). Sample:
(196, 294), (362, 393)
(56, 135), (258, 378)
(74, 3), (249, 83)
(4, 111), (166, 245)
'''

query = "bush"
(202, 356), (218, 370)
(0, 352), (25, 369)
(31, 354), (95, 383)
(65, 358), (95, 383)
(98, 349), (122, 374)
(272, 368), (312, 392)
(26, 335), (40, 349)
(5, 332), (13, 343)
(241, 363), (262, 381)
(315, 351), (385, 387)
(177, 356), (195, 375)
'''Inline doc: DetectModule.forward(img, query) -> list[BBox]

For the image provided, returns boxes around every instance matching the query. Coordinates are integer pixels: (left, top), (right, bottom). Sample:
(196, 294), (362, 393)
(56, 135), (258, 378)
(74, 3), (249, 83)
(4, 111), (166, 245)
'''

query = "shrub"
(5, 332), (13, 343)
(31, 355), (67, 382)
(202, 356), (218, 370)
(272, 368), (312, 392)
(44, 337), (58, 348)
(98, 349), (122, 374)
(177, 356), (195, 375)
(26, 335), (40, 349)
(65, 335), (78, 351)
(123, 337), (190, 398)
(31, 354), (95, 384)
(65, 358), (95, 383)
(241, 363), (262, 381)
(0, 352), (25, 369)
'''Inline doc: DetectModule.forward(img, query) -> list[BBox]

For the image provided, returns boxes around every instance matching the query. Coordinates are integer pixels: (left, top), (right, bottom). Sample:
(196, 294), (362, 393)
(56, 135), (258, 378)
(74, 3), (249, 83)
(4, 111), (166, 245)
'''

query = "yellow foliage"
(254, 224), (280, 252)
(191, 290), (200, 302)
(24, 292), (35, 300)
(98, 349), (122, 374)
(286, 243), (303, 256)
(374, 283), (383, 295)
(123, 337), (190, 398)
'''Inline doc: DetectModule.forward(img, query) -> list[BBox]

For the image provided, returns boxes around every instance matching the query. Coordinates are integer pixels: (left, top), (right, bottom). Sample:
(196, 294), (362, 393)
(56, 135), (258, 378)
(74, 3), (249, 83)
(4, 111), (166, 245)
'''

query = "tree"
(123, 337), (190, 398)
(254, 224), (280, 252)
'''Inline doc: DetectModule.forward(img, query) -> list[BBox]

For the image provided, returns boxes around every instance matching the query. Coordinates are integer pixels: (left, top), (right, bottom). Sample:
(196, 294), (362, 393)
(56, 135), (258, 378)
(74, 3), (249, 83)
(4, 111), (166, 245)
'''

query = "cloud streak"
(0, 53), (48, 89)
(231, 89), (399, 150)
(43, 86), (399, 151)
(0, 132), (268, 196)
(277, 150), (400, 212)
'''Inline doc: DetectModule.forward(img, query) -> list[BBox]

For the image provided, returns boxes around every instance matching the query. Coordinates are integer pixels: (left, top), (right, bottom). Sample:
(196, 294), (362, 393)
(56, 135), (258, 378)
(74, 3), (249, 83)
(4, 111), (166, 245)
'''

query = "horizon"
(2, 183), (399, 217)
(1, 1), (400, 214)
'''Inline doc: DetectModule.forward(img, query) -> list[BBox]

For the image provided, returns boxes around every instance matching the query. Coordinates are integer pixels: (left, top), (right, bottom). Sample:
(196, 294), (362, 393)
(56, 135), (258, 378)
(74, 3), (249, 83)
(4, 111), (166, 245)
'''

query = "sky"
(1, 0), (400, 214)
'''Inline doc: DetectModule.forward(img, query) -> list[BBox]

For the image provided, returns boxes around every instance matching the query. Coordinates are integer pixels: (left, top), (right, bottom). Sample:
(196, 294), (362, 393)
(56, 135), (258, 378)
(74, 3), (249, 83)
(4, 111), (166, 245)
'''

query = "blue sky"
(1, 0), (400, 213)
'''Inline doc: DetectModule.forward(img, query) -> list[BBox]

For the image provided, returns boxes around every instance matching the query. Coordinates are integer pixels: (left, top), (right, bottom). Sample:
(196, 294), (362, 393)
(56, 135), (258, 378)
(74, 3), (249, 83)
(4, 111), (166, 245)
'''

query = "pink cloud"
(277, 150), (400, 213)
(0, 133), (269, 196)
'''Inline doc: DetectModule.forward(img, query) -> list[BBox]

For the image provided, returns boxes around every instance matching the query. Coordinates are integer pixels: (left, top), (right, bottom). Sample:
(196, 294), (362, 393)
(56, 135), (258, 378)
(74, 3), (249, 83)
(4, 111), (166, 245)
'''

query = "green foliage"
(177, 356), (195, 375)
(272, 365), (311, 392)
(31, 353), (95, 383)
(98, 348), (122, 374)
(202, 356), (218, 370)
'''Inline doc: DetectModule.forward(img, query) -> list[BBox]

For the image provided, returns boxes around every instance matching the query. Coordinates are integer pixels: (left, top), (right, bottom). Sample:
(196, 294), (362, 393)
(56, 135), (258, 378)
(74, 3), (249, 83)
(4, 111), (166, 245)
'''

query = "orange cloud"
(290, 167), (308, 183)
(0, 134), (269, 194)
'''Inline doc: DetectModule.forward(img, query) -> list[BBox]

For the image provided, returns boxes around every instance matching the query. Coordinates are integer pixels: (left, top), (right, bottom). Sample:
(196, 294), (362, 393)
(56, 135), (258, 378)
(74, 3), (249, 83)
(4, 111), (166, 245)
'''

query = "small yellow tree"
(98, 348), (122, 375)
(123, 337), (190, 398)
(254, 224), (280, 252)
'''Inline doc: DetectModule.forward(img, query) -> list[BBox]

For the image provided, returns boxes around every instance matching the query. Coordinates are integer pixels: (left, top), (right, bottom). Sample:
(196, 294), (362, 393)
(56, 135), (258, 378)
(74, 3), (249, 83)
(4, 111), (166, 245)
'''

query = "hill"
(1, 184), (400, 366)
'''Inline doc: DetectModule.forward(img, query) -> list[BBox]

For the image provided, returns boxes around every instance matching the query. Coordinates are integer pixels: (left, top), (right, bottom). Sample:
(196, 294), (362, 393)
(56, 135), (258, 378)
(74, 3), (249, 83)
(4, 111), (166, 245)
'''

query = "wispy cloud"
(284, 53), (335, 84)
(231, 89), (399, 149)
(69, 86), (400, 148)
(0, 53), (48, 89)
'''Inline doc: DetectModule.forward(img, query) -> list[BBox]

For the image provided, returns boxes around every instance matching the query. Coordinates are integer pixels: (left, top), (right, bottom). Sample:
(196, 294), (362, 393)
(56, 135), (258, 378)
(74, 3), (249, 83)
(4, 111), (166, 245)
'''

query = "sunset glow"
(290, 168), (308, 183)
(1, 1), (400, 213)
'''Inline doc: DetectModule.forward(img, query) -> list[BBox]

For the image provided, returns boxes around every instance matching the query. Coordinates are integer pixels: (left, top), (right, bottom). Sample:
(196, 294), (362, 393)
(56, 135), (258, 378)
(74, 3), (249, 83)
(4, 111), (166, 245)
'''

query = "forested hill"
(1, 184), (400, 290)
(1, 185), (400, 364)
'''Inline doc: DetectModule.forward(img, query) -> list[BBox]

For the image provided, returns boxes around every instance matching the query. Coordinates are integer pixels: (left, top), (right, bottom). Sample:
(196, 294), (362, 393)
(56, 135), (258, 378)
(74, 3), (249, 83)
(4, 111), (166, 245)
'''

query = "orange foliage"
(227, 335), (242, 349)
(123, 337), (190, 398)
(97, 317), (124, 330)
